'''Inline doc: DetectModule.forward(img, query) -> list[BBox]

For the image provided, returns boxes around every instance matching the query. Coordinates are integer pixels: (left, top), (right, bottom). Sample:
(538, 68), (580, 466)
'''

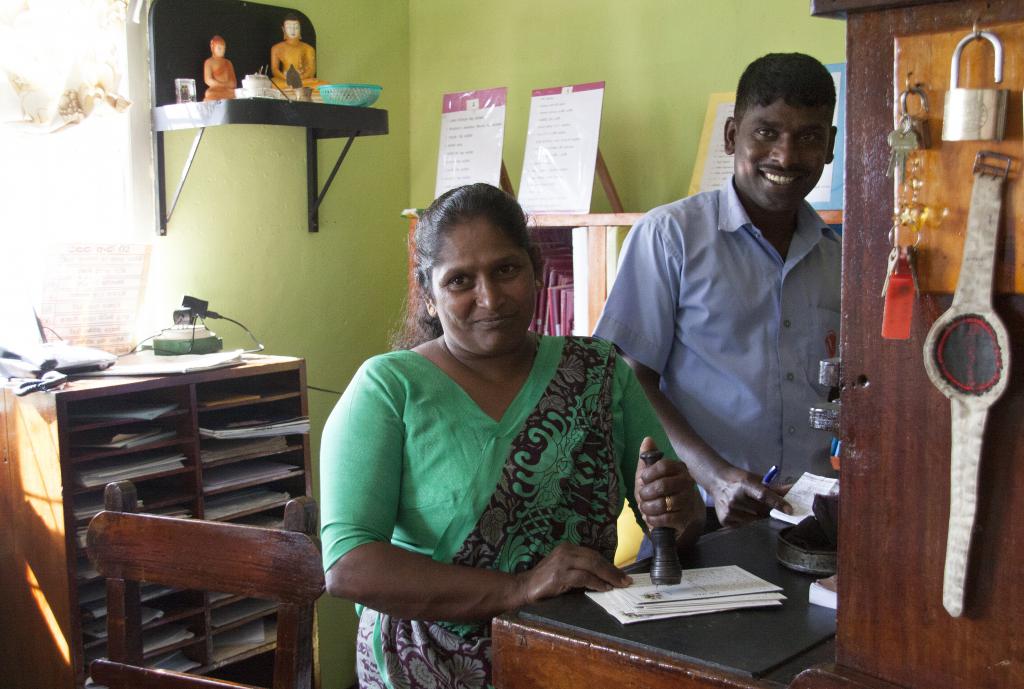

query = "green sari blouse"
(320, 335), (676, 574)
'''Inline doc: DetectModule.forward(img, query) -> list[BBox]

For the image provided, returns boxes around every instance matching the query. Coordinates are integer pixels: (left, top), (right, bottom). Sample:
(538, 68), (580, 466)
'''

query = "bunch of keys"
(886, 84), (930, 185)
(880, 225), (921, 340)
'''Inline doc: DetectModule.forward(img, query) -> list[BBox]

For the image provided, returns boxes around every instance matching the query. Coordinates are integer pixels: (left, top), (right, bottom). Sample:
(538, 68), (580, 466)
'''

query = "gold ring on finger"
(664, 495), (675, 512)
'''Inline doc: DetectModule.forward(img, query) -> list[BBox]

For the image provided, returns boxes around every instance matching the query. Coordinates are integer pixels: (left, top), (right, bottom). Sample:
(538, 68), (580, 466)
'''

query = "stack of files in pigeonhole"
(75, 450), (186, 488)
(202, 460), (299, 491)
(81, 583), (177, 620)
(199, 416), (309, 440)
(203, 488), (291, 520)
(201, 436), (289, 464)
(74, 492), (145, 521)
(587, 565), (785, 624)
(77, 427), (176, 449)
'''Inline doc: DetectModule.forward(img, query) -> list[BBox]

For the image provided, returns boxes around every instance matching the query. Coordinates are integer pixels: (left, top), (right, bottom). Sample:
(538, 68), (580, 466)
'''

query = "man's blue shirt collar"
(718, 175), (832, 238)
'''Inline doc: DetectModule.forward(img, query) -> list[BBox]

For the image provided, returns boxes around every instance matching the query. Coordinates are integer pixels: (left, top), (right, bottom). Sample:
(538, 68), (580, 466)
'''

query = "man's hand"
(709, 466), (791, 527)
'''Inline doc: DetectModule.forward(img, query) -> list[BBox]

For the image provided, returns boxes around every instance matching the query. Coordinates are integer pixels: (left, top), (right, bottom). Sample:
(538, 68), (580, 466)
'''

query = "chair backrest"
(87, 481), (324, 689)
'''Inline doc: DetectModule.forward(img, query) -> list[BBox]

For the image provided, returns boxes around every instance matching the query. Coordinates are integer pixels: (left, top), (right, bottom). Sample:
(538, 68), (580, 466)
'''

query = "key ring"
(889, 221), (923, 249)
(899, 84), (929, 119)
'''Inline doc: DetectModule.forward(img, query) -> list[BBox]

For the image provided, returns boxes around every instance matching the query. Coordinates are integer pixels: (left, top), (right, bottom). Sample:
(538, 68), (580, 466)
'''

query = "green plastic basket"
(319, 83), (382, 107)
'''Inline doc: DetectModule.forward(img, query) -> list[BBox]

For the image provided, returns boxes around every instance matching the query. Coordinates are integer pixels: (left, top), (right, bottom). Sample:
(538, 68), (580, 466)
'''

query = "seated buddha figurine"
(203, 35), (237, 101)
(269, 14), (327, 92)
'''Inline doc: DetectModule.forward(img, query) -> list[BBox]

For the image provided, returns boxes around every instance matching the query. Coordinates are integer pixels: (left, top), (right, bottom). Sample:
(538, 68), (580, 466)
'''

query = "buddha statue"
(203, 35), (237, 101)
(269, 14), (327, 92)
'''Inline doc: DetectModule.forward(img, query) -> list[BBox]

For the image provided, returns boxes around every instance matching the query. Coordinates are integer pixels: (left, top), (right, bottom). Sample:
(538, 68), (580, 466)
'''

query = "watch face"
(932, 313), (1004, 395)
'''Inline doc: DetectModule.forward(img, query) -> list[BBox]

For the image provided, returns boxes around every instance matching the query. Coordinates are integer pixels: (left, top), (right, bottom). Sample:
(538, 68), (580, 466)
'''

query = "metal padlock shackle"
(948, 29), (1003, 88)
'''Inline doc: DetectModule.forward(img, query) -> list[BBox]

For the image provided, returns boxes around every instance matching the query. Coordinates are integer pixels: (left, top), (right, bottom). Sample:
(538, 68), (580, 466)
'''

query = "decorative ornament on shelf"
(318, 83), (382, 107)
(269, 13), (327, 99)
(203, 35), (237, 101)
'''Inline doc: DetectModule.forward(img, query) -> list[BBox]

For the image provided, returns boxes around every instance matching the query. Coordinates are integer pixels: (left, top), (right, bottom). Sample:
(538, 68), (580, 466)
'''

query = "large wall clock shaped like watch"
(923, 151), (1013, 618)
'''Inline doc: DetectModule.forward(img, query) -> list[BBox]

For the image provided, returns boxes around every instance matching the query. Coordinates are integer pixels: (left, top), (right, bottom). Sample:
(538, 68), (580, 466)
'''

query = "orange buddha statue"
(203, 36), (237, 101)
(269, 14), (327, 92)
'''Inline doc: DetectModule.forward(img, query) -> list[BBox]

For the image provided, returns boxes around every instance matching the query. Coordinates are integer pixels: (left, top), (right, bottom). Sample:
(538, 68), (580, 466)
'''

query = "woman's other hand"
(634, 437), (704, 545)
(513, 542), (631, 606)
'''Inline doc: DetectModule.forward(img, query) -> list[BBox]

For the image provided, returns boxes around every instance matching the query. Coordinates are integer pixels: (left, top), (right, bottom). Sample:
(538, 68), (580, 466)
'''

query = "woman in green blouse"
(320, 183), (704, 689)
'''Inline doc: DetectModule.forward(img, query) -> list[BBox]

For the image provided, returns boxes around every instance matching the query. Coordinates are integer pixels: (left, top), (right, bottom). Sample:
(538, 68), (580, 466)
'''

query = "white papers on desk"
(199, 416), (309, 440)
(81, 350), (244, 376)
(586, 566), (785, 625)
(75, 451), (186, 487)
(769, 473), (839, 525)
(809, 574), (838, 609)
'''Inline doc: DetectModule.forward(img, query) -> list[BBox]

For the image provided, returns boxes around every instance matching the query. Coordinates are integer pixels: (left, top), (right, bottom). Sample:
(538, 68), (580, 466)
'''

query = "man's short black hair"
(734, 53), (836, 121)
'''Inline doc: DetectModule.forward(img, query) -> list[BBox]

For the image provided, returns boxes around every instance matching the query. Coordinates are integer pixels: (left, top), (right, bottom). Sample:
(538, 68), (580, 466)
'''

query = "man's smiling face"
(724, 99), (836, 219)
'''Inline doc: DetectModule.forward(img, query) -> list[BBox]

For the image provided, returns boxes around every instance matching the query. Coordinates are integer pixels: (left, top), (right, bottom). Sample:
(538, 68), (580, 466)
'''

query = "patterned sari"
(355, 337), (623, 689)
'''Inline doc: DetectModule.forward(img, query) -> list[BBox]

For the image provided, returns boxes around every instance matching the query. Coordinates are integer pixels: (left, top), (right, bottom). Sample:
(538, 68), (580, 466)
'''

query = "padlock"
(942, 29), (1008, 141)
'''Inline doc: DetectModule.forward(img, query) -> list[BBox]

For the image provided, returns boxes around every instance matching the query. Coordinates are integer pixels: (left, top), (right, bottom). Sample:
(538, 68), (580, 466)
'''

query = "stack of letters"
(587, 565), (785, 624)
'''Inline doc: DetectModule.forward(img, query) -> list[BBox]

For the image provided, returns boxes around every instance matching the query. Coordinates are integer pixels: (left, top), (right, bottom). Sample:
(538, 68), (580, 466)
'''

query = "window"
(0, 0), (154, 350)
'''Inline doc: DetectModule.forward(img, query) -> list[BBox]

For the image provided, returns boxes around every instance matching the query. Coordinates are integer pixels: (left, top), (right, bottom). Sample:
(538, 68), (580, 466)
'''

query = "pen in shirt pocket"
(761, 465), (779, 486)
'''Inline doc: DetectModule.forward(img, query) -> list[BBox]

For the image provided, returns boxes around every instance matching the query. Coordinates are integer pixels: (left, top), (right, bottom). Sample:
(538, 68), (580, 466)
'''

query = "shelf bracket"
(307, 130), (359, 233)
(154, 127), (206, 235)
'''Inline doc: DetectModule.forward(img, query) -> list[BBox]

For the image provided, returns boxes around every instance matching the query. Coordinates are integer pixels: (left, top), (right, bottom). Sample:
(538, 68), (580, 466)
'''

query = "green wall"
(144, 2), (410, 686)
(409, 0), (846, 212)
(148, 2), (843, 687)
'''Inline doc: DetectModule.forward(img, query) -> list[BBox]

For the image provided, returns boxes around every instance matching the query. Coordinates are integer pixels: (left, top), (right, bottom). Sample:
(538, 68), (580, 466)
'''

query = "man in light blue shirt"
(595, 53), (840, 528)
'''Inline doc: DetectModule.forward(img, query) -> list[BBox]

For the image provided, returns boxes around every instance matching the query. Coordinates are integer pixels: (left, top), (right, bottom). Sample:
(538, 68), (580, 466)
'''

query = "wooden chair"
(86, 481), (324, 689)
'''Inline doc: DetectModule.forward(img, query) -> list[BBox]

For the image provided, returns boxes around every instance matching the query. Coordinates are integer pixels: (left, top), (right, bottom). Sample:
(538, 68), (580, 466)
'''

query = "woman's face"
(427, 217), (537, 359)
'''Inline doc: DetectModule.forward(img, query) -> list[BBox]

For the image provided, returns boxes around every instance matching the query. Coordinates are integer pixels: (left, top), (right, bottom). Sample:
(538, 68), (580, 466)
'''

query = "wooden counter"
(493, 520), (836, 689)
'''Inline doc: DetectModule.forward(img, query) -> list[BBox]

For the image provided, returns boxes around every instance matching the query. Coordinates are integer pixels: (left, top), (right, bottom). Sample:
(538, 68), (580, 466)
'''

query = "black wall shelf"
(149, 0), (389, 234)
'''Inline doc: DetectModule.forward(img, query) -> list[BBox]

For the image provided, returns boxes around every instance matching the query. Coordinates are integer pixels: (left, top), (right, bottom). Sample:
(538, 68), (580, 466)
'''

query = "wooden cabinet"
(801, 2), (1024, 688)
(0, 355), (311, 689)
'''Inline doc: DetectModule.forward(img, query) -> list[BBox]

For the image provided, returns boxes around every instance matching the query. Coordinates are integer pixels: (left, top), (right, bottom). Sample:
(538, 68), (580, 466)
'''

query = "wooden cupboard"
(0, 355), (311, 689)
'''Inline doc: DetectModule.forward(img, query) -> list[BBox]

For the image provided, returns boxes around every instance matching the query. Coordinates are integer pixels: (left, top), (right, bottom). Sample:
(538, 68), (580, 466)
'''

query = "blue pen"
(761, 465), (779, 486)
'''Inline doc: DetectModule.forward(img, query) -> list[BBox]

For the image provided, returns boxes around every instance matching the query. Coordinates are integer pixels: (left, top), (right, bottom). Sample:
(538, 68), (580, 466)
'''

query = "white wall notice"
(518, 82), (605, 214)
(434, 87), (507, 198)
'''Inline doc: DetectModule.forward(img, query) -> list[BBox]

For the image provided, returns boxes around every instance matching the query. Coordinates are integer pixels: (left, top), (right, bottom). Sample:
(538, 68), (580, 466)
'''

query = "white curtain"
(0, 0), (132, 132)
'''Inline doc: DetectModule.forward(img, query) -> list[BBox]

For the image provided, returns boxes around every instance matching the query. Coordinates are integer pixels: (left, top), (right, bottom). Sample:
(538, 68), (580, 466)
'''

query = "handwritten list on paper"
(518, 82), (605, 214)
(434, 87), (508, 199)
(37, 243), (151, 353)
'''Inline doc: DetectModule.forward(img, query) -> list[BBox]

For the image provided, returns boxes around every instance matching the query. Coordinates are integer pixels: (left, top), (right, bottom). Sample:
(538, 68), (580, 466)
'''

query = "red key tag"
(881, 248), (915, 340)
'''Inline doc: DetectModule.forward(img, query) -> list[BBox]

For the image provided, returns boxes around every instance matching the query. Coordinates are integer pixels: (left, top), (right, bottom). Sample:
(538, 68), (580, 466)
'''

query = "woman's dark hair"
(391, 183), (541, 350)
